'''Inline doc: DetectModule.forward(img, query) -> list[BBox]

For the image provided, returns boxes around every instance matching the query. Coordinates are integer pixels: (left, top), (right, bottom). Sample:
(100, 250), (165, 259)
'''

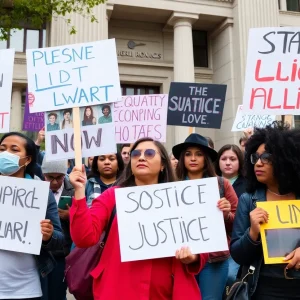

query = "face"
(103, 108), (110, 117)
(49, 115), (56, 124)
(253, 144), (274, 186)
(184, 147), (205, 174)
(97, 154), (118, 178)
(170, 154), (178, 170)
(121, 146), (130, 164)
(0, 135), (31, 170)
(64, 112), (71, 121)
(86, 108), (91, 117)
(219, 149), (239, 178)
(88, 156), (94, 167)
(44, 173), (65, 192)
(131, 141), (163, 181)
(240, 141), (246, 153)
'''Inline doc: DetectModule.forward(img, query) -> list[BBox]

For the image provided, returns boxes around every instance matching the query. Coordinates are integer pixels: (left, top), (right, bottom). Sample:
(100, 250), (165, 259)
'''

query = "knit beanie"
(41, 158), (68, 175)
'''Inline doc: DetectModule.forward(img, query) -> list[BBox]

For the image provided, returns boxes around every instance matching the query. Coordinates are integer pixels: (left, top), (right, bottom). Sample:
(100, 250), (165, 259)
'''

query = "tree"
(0, 0), (106, 40)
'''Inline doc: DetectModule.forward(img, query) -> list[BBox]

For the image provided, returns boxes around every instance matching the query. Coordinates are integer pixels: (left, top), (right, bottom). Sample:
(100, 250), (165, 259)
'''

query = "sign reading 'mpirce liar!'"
(116, 177), (228, 262)
(243, 27), (300, 115)
(26, 39), (122, 113)
(0, 176), (49, 255)
(167, 82), (226, 129)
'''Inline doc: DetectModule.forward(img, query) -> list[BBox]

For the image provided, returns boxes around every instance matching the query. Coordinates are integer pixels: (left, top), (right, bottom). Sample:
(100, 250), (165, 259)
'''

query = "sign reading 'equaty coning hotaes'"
(243, 27), (300, 115)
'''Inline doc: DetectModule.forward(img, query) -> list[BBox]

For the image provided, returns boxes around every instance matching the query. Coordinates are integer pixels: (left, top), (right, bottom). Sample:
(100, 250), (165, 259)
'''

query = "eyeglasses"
(45, 175), (65, 183)
(130, 149), (158, 160)
(250, 152), (272, 165)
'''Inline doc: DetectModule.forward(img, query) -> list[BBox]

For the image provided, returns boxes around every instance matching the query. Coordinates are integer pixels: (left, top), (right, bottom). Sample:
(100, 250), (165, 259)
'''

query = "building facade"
(5, 0), (300, 150)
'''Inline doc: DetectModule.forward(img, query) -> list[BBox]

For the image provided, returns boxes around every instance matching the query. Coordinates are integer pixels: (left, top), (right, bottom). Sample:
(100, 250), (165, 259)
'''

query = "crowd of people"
(1, 121), (300, 300)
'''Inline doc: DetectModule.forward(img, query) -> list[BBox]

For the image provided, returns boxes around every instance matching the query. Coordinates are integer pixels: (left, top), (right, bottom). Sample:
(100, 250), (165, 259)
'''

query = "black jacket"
(232, 175), (246, 199)
(230, 188), (300, 295)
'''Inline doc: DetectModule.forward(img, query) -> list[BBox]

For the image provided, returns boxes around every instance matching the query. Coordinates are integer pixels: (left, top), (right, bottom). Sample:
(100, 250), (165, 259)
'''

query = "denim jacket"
(230, 188), (300, 295)
(30, 175), (64, 278)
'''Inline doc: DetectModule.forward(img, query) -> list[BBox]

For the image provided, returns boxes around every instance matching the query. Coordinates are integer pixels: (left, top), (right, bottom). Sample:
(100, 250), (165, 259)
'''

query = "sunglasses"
(130, 149), (158, 160)
(250, 152), (272, 165)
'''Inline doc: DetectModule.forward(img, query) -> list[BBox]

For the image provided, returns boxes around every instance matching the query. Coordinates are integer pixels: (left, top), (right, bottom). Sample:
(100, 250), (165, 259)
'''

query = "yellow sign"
(257, 200), (300, 264)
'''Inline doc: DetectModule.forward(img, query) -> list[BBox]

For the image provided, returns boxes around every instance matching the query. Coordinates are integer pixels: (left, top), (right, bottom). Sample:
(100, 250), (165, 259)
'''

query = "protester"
(69, 137), (208, 299)
(0, 132), (64, 300)
(230, 122), (300, 299)
(173, 133), (238, 300)
(86, 153), (124, 207)
(239, 128), (253, 154)
(41, 159), (74, 300)
(120, 144), (131, 165)
(215, 144), (246, 289)
(82, 106), (96, 126)
(205, 136), (215, 149)
(34, 127), (46, 180)
(169, 152), (178, 171)
(61, 109), (73, 129)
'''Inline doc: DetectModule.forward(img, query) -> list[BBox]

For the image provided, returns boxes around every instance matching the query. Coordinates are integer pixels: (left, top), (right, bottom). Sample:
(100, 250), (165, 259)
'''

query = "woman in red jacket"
(69, 137), (208, 300)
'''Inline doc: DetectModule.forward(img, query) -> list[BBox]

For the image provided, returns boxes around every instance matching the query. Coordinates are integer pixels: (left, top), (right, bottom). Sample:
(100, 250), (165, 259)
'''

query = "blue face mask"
(0, 151), (26, 176)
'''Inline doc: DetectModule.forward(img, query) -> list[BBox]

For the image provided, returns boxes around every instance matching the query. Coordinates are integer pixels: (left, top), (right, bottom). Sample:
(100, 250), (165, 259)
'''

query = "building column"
(167, 12), (199, 145)
(10, 86), (22, 131)
(279, 0), (287, 10)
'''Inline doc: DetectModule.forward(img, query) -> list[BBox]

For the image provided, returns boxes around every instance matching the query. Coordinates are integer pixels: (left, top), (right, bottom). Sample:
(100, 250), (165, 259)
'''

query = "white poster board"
(45, 104), (116, 161)
(116, 177), (228, 262)
(113, 94), (168, 143)
(26, 39), (122, 113)
(231, 105), (276, 132)
(243, 27), (300, 115)
(0, 49), (15, 133)
(0, 176), (49, 255)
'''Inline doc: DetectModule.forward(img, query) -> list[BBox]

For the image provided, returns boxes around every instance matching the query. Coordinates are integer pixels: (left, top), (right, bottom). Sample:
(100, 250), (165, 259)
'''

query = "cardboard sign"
(113, 94), (168, 143)
(231, 105), (276, 131)
(116, 177), (228, 262)
(167, 82), (226, 129)
(22, 91), (45, 132)
(26, 39), (122, 113)
(243, 27), (300, 115)
(45, 104), (116, 161)
(0, 176), (49, 255)
(257, 201), (300, 264)
(0, 49), (14, 133)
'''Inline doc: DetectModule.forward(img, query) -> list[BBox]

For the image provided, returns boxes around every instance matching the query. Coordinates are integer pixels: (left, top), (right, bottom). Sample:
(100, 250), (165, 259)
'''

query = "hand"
(243, 128), (253, 139)
(58, 204), (70, 220)
(175, 246), (199, 264)
(217, 198), (231, 219)
(69, 164), (86, 199)
(249, 207), (268, 241)
(284, 247), (300, 270)
(41, 219), (54, 242)
(35, 127), (45, 146)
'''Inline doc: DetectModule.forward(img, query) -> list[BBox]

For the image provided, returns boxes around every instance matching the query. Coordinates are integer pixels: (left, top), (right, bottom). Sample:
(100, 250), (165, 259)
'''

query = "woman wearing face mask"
(173, 133), (238, 300)
(230, 122), (300, 299)
(0, 132), (64, 300)
(69, 137), (208, 300)
(85, 153), (124, 207)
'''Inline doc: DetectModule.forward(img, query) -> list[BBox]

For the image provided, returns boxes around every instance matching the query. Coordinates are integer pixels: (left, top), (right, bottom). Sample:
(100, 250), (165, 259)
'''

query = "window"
(0, 27), (46, 52)
(121, 85), (160, 95)
(287, 0), (300, 11)
(192, 30), (208, 68)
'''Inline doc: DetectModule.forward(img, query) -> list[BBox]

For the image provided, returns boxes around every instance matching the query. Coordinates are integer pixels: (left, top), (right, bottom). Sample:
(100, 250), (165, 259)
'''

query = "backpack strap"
(102, 205), (116, 244)
(217, 176), (225, 198)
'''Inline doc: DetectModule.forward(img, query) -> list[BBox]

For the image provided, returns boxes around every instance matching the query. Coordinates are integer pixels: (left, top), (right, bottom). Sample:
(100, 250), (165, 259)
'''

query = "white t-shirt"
(0, 249), (42, 299)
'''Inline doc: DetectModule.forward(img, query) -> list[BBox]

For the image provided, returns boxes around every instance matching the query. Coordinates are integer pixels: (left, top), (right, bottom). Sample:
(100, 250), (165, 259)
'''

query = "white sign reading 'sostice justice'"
(116, 177), (228, 262)
(0, 176), (49, 255)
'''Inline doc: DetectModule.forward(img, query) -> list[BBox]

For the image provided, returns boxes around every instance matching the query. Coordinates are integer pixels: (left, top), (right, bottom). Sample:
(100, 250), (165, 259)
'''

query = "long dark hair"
(88, 152), (124, 180)
(62, 109), (72, 129)
(215, 144), (244, 177)
(83, 106), (94, 121)
(176, 145), (216, 180)
(0, 132), (37, 178)
(118, 137), (175, 187)
(244, 121), (300, 194)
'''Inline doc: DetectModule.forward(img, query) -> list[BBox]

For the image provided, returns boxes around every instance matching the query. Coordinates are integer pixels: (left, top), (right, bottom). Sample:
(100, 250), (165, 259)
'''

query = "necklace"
(267, 189), (292, 197)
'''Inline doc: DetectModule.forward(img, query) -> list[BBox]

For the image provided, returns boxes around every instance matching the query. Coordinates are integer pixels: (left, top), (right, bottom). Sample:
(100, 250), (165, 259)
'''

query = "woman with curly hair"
(230, 122), (300, 299)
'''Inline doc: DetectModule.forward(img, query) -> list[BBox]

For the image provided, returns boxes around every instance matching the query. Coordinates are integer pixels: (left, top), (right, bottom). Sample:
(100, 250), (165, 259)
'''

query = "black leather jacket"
(230, 188), (300, 295)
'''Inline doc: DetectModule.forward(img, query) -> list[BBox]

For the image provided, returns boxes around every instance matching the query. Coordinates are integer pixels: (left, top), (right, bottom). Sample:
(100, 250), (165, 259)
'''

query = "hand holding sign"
(284, 248), (300, 270)
(175, 246), (198, 265)
(41, 219), (54, 242)
(249, 207), (269, 241)
(69, 164), (87, 199)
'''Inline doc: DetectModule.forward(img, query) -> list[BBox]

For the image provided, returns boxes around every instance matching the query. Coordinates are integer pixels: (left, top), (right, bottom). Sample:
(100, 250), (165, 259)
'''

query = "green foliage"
(0, 0), (106, 40)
